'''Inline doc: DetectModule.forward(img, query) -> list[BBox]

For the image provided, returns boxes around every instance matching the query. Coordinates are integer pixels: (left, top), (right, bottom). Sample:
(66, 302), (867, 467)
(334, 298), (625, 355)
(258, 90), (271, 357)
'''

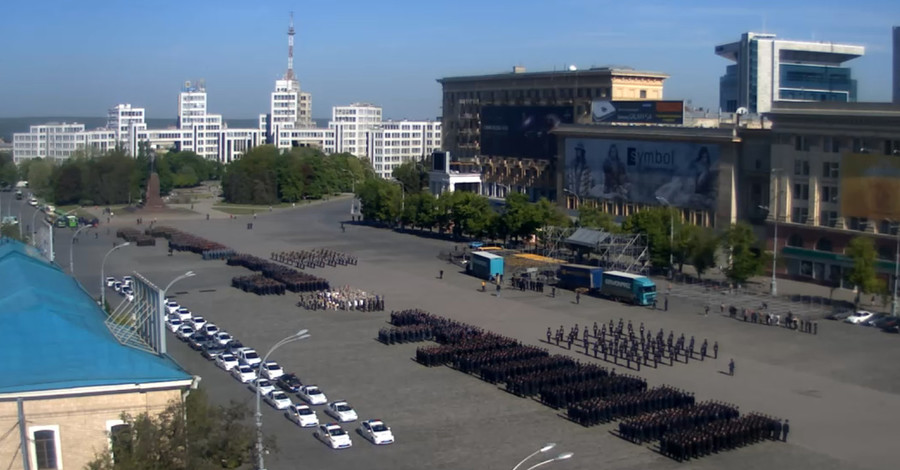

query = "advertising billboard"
(840, 153), (900, 220)
(591, 100), (684, 125)
(480, 106), (574, 159)
(564, 139), (720, 211)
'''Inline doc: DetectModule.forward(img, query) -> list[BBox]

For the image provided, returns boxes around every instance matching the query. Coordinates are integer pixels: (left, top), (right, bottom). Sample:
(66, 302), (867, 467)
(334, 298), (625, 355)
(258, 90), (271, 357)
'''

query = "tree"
(0, 152), (17, 188)
(722, 222), (764, 285)
(86, 388), (270, 470)
(26, 158), (54, 200)
(52, 161), (83, 205)
(391, 161), (427, 194)
(689, 228), (720, 279)
(577, 205), (619, 233)
(623, 207), (673, 271)
(845, 236), (884, 306)
(356, 178), (401, 223)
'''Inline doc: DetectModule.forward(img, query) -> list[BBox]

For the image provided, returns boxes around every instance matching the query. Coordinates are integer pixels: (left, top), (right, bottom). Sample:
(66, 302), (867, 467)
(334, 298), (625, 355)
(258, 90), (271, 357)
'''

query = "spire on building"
(285, 12), (296, 81)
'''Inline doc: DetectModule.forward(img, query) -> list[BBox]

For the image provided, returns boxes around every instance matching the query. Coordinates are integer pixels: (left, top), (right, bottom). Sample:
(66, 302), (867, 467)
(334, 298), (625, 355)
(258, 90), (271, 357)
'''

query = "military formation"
(116, 228), (156, 246)
(272, 249), (358, 269)
(379, 310), (786, 462)
(546, 318), (718, 371)
(231, 274), (286, 295)
(297, 287), (384, 311)
(227, 254), (330, 292)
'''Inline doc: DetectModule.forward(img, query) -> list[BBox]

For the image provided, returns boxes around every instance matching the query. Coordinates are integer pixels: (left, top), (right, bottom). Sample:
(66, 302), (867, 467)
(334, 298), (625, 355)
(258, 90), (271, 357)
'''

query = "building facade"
(894, 26), (899, 104)
(261, 15), (314, 144)
(759, 101), (900, 287)
(716, 32), (865, 113)
(373, 120), (441, 179)
(328, 103), (382, 159)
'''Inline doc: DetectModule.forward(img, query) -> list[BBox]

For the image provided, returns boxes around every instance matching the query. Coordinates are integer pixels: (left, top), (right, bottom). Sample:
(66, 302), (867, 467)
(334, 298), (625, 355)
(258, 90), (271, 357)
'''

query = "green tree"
(85, 388), (270, 470)
(577, 205), (619, 233)
(722, 222), (764, 285)
(26, 158), (54, 200)
(689, 228), (720, 279)
(391, 161), (427, 194)
(356, 178), (401, 223)
(845, 236), (884, 306)
(448, 191), (493, 239)
(0, 152), (17, 188)
(1, 222), (26, 242)
(52, 161), (83, 205)
(623, 207), (674, 270)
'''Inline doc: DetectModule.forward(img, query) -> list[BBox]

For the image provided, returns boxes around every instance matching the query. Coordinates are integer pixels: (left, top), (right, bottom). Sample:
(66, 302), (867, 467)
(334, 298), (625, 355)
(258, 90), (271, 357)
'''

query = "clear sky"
(1, 0), (897, 120)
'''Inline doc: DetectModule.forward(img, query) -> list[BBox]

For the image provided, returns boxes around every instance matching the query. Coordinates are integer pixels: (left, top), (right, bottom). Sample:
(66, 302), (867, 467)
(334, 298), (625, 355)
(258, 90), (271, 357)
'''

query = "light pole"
(100, 242), (130, 308)
(257, 329), (311, 470)
(164, 271), (196, 294)
(524, 452), (574, 470)
(512, 443), (557, 470)
(69, 224), (93, 273)
(760, 168), (783, 296)
(31, 206), (42, 245)
(892, 222), (899, 316)
(656, 196), (675, 278)
(563, 188), (581, 209)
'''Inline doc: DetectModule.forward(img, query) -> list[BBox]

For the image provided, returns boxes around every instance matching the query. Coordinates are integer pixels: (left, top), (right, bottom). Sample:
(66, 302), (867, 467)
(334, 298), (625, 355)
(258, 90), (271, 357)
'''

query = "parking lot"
(47, 197), (900, 470)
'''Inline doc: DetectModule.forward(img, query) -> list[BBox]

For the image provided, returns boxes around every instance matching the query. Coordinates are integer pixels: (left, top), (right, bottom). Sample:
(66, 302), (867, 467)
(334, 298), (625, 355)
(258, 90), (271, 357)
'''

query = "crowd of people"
(271, 249), (358, 269)
(726, 304), (819, 335)
(149, 226), (235, 259)
(227, 254), (330, 292)
(567, 386), (695, 426)
(617, 400), (740, 443)
(231, 274), (286, 295)
(296, 287), (384, 311)
(116, 228), (155, 246)
(659, 412), (787, 462)
(546, 318), (719, 371)
(377, 324), (434, 344)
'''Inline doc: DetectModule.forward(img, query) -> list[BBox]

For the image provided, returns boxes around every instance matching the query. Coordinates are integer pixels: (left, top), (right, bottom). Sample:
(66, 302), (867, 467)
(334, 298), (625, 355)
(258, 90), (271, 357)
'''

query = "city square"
(52, 198), (900, 470)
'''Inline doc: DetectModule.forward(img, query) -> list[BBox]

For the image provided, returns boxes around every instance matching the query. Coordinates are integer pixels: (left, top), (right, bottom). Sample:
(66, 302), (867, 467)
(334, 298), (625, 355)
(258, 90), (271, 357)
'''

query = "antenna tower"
(286, 12), (296, 81)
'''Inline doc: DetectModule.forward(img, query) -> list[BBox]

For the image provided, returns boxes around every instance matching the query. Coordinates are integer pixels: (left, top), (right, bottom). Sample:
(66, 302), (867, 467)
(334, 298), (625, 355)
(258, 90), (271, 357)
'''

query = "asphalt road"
(14, 192), (898, 470)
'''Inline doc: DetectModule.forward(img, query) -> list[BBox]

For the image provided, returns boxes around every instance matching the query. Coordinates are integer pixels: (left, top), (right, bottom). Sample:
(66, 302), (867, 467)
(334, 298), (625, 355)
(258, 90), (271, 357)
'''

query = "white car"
(359, 419), (394, 445)
(236, 348), (261, 368)
(213, 332), (234, 346)
(165, 300), (180, 315)
(122, 276), (133, 286)
(202, 323), (220, 337)
(113, 281), (123, 293)
(231, 365), (256, 383)
(215, 353), (239, 371)
(325, 401), (358, 423)
(166, 317), (183, 333)
(123, 288), (135, 302)
(845, 310), (876, 324)
(285, 404), (319, 428)
(250, 378), (275, 396)
(315, 423), (352, 449)
(260, 361), (284, 380)
(105, 277), (116, 287)
(175, 307), (192, 322)
(264, 390), (293, 410)
(176, 325), (195, 340)
(298, 385), (327, 405)
(189, 316), (207, 331)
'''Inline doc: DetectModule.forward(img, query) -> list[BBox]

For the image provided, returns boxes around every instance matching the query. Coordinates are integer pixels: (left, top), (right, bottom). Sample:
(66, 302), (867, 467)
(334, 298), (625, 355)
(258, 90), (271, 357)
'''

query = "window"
(819, 211), (838, 228)
(793, 183), (809, 200)
(794, 159), (810, 176)
(30, 427), (60, 470)
(820, 186), (838, 203)
(794, 136), (810, 152)
(885, 140), (900, 155)
(815, 238), (834, 252)
(848, 217), (868, 232)
(787, 234), (804, 247)
(639, 90), (647, 99)
(823, 136), (841, 153)
(879, 219), (899, 235)
(791, 207), (809, 224)
(822, 162), (840, 178)
(800, 260), (814, 277)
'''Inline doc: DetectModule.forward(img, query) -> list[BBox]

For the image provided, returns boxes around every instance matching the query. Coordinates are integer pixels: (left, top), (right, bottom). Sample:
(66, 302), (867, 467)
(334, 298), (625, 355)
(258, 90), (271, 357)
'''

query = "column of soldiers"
(378, 324), (434, 344)
(228, 254), (330, 292)
(271, 249), (358, 269)
(231, 274), (286, 295)
(659, 412), (786, 462)
(297, 288), (384, 311)
(617, 401), (740, 443)
(566, 386), (695, 426)
(547, 318), (719, 370)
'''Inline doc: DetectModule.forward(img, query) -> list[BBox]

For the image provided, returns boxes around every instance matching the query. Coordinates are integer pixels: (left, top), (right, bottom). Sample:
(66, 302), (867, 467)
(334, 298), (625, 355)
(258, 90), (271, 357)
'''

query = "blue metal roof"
(0, 238), (191, 394)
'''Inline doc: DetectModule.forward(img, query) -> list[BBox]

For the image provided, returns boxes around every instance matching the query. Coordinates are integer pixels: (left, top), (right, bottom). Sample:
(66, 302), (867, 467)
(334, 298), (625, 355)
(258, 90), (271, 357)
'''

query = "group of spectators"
(297, 287), (384, 311)
(271, 249), (358, 269)
(227, 254), (330, 293)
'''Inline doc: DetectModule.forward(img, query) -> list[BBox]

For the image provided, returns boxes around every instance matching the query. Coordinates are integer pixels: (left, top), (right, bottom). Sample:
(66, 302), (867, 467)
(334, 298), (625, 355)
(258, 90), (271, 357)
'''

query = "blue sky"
(1, 0), (897, 120)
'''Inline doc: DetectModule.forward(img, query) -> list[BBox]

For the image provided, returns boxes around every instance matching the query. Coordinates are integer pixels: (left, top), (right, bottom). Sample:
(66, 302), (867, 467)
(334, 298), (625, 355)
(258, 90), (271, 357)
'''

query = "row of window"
(794, 135), (900, 155)
(446, 86), (614, 103)
(790, 183), (839, 203)
(792, 160), (841, 179)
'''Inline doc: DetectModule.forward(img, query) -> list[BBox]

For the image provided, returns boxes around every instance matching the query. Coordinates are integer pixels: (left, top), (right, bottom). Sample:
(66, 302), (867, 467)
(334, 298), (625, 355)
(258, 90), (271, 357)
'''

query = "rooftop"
(438, 66), (669, 84)
(0, 238), (191, 395)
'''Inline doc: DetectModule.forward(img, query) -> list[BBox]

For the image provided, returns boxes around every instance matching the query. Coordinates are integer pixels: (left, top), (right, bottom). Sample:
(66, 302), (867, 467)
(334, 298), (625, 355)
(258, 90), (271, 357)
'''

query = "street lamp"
(759, 168), (783, 296)
(656, 196), (675, 278)
(512, 443), (557, 470)
(164, 270), (196, 294)
(890, 222), (900, 317)
(100, 242), (130, 308)
(31, 206), (42, 245)
(524, 452), (574, 470)
(563, 188), (581, 209)
(69, 224), (93, 273)
(257, 329), (311, 470)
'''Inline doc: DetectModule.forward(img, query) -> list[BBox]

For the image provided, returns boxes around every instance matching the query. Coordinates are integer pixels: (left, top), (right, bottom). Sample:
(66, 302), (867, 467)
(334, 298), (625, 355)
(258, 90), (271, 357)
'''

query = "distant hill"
(0, 117), (331, 142)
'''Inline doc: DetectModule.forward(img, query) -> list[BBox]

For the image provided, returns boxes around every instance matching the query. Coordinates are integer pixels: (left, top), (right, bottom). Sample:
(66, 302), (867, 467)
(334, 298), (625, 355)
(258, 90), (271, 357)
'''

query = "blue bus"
(598, 271), (657, 306)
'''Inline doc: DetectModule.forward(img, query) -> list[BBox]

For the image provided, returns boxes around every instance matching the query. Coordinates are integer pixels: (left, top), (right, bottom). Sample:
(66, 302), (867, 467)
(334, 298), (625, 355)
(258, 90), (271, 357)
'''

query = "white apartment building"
(373, 120), (442, 178)
(13, 123), (117, 162)
(107, 104), (147, 143)
(328, 103), (382, 159)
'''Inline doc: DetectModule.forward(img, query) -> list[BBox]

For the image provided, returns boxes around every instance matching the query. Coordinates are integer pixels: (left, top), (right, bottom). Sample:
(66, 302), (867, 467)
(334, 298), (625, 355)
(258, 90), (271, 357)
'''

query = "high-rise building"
(176, 80), (224, 159)
(372, 120), (442, 178)
(715, 32), (864, 113)
(262, 14), (313, 144)
(893, 26), (899, 103)
(329, 103), (382, 159)
(107, 104), (147, 143)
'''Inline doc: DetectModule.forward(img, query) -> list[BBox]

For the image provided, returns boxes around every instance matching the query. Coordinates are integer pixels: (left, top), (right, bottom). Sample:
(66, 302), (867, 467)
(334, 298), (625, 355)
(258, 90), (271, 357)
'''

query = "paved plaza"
(32, 197), (900, 470)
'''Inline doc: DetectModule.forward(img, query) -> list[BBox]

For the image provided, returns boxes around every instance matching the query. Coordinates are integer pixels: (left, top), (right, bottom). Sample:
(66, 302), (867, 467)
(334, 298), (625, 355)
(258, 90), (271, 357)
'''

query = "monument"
(144, 155), (166, 210)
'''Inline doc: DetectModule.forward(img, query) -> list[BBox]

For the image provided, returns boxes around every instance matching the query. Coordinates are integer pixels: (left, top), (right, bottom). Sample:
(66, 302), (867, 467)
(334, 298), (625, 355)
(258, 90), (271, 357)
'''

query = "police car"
(359, 419), (394, 445)
(314, 423), (352, 449)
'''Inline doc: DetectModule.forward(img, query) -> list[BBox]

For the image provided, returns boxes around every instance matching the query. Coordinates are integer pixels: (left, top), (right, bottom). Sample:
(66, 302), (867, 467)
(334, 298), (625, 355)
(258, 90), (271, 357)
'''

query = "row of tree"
(221, 145), (366, 204)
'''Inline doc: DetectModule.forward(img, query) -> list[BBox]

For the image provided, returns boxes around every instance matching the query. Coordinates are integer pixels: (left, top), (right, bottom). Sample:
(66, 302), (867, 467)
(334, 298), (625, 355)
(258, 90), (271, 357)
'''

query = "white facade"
(107, 104), (147, 143)
(328, 103), (382, 159)
(373, 120), (442, 179)
(13, 123), (118, 163)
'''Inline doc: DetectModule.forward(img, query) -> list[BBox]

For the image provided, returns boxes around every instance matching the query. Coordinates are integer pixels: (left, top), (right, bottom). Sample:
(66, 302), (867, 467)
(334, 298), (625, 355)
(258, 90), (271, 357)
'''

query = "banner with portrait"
(840, 153), (900, 220)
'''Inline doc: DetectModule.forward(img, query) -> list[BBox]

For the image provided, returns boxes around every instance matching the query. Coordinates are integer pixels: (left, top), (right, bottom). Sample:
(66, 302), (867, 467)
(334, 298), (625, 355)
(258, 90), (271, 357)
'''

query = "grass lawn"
(211, 206), (261, 215)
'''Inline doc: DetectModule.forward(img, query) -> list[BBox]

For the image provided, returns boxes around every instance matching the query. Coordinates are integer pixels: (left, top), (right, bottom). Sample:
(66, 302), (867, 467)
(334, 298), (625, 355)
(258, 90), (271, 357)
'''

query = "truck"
(468, 251), (504, 281)
(557, 264), (604, 291)
(598, 271), (657, 306)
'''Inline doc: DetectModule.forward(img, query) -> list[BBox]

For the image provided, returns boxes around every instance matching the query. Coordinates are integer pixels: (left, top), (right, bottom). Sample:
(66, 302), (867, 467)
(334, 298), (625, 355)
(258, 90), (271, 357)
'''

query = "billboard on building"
(591, 100), (684, 124)
(840, 152), (900, 220)
(564, 138), (720, 211)
(480, 106), (574, 159)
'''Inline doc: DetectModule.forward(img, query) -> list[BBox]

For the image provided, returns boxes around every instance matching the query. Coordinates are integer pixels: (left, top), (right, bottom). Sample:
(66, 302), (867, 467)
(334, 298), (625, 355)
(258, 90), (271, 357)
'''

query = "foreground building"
(715, 32), (865, 113)
(0, 239), (193, 470)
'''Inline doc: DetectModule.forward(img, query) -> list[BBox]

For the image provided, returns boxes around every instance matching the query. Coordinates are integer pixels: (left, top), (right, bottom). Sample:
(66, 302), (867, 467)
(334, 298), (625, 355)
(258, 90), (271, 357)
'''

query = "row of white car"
(163, 296), (394, 448)
(105, 276), (135, 302)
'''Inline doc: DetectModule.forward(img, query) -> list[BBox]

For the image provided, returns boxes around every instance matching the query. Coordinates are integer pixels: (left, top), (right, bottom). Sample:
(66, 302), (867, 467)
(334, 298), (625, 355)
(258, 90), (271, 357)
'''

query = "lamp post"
(100, 242), (130, 308)
(69, 224), (93, 273)
(892, 223), (899, 317)
(257, 329), (311, 470)
(31, 207), (42, 245)
(656, 196), (675, 278)
(760, 168), (783, 296)
(524, 452), (574, 470)
(563, 188), (581, 210)
(512, 443), (557, 470)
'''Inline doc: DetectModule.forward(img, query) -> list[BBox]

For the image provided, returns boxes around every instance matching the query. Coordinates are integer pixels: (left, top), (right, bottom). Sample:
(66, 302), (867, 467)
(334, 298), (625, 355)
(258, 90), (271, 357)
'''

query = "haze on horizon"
(1, 0), (896, 120)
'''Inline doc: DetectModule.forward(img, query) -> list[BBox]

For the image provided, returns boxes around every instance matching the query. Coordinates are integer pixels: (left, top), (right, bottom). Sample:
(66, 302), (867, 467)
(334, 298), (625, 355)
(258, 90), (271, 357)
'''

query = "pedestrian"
(713, 341), (719, 359)
(546, 327), (552, 343)
(439, 270), (443, 279)
(341, 222), (345, 232)
(705, 305), (710, 316)
(653, 298), (658, 310)
(206, 213), (210, 220)
(576, 292), (581, 304)
(496, 283), (501, 298)
(481, 281), (486, 292)
(551, 286), (556, 298)
(813, 321), (818, 335)
(782, 419), (790, 442)
(728, 358), (735, 376)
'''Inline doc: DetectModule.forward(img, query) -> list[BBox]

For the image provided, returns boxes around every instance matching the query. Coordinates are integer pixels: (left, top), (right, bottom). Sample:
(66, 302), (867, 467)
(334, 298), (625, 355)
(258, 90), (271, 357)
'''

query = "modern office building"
(715, 32), (865, 113)
(0, 239), (193, 470)
(328, 103), (383, 159)
(261, 14), (314, 144)
(373, 120), (441, 178)
(893, 26), (899, 103)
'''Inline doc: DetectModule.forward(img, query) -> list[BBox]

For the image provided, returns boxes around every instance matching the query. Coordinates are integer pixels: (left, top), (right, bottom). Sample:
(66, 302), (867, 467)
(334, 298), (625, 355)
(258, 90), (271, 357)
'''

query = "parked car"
(250, 378), (275, 396)
(260, 361), (285, 380)
(175, 307), (192, 322)
(113, 281), (123, 293)
(264, 390), (293, 410)
(215, 353), (239, 371)
(105, 277), (116, 287)
(235, 348), (261, 368)
(314, 423), (352, 449)
(189, 316), (207, 331)
(176, 325), (195, 340)
(201, 342), (226, 360)
(865, 314), (891, 328)
(212, 331), (234, 346)
(165, 300), (180, 315)
(285, 404), (318, 427)
(231, 364), (255, 383)
(201, 323), (220, 337)
(845, 311), (876, 325)
(877, 316), (900, 333)
(276, 373), (303, 393)
(297, 385), (327, 405)
(166, 316), (183, 333)
(359, 419), (394, 445)
(187, 332), (208, 350)
(325, 401), (358, 423)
